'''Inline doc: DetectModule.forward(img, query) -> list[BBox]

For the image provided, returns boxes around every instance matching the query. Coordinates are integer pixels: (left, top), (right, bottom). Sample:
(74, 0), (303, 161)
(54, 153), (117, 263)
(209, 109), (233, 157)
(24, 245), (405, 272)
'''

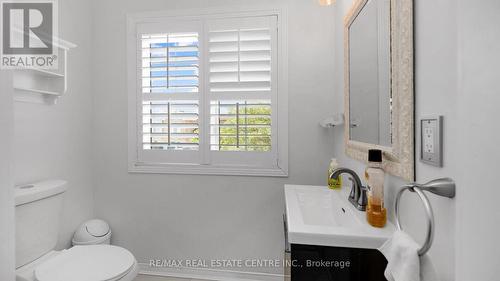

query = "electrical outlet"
(420, 116), (443, 167)
(423, 126), (435, 153)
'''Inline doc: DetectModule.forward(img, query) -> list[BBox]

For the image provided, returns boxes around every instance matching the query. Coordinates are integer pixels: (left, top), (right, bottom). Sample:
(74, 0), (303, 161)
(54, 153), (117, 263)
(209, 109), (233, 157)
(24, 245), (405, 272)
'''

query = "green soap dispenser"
(328, 158), (342, 189)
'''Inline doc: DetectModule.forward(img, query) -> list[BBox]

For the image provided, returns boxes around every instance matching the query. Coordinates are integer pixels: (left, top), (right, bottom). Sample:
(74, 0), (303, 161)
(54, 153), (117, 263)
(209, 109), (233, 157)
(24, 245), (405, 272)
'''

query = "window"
(141, 32), (200, 151)
(127, 10), (288, 176)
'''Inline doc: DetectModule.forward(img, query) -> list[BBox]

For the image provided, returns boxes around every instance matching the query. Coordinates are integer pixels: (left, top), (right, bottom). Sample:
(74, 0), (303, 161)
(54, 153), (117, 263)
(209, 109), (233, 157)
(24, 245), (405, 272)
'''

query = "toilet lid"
(35, 245), (135, 281)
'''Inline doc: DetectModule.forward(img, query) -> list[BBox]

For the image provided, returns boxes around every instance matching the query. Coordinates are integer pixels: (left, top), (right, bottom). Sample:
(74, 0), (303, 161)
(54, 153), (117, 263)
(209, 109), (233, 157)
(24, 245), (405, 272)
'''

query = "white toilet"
(15, 180), (138, 281)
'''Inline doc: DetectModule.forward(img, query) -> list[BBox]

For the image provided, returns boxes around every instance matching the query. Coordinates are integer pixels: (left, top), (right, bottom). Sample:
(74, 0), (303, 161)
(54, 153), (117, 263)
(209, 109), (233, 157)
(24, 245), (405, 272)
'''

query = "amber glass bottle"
(365, 149), (387, 227)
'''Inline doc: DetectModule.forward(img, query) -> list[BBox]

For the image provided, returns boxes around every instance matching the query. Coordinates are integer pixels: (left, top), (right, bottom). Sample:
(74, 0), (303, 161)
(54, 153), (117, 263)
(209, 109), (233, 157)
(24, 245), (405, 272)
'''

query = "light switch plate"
(420, 116), (443, 167)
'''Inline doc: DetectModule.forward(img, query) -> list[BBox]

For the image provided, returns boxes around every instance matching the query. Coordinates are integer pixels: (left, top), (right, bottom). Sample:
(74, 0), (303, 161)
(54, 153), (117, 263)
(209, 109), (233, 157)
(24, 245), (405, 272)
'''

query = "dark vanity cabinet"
(289, 244), (387, 281)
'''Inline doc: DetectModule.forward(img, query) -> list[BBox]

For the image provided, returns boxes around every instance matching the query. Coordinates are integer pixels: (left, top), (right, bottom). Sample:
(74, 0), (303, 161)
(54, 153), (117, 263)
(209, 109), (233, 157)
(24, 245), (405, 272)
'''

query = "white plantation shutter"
(207, 16), (277, 154)
(208, 28), (272, 93)
(142, 100), (199, 150)
(209, 100), (272, 152)
(141, 33), (199, 95)
(130, 13), (285, 173)
(135, 20), (204, 164)
(141, 32), (200, 152)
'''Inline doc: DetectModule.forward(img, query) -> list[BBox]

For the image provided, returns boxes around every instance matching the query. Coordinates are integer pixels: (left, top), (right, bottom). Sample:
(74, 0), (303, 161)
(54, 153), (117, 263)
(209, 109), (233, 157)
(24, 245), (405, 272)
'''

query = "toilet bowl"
(14, 180), (138, 281)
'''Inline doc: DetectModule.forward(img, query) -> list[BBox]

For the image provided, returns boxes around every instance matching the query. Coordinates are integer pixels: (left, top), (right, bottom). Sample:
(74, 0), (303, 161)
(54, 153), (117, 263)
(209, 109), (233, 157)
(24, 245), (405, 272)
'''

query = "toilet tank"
(15, 180), (67, 268)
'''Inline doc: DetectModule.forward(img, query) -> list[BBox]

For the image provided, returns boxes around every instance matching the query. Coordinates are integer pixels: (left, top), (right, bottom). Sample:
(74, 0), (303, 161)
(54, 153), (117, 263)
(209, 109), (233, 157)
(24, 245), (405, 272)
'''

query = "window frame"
(127, 8), (288, 177)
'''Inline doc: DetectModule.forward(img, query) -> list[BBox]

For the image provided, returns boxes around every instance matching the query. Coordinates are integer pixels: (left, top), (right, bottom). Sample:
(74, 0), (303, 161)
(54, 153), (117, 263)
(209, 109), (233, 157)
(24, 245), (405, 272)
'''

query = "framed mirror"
(344, 0), (414, 180)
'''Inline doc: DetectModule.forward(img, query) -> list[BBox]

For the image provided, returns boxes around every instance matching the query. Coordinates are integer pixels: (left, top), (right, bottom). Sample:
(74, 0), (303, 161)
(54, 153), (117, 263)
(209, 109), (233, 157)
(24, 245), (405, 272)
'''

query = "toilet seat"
(34, 245), (136, 281)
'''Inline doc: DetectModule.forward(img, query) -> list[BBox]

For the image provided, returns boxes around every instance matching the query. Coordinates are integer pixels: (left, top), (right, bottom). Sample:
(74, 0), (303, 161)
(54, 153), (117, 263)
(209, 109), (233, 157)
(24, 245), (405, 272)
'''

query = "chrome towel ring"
(394, 178), (455, 256)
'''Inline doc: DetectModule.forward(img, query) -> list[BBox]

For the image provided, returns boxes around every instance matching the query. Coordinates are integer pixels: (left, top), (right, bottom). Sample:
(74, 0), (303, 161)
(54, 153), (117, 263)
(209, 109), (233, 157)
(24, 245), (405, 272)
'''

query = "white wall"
(92, 0), (336, 274)
(455, 0), (500, 279)
(0, 71), (15, 281)
(13, 0), (95, 249)
(333, 0), (500, 280)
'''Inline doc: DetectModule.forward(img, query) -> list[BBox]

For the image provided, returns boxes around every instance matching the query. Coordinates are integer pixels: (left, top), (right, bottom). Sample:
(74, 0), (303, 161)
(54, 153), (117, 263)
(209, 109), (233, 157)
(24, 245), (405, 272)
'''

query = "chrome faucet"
(330, 168), (368, 211)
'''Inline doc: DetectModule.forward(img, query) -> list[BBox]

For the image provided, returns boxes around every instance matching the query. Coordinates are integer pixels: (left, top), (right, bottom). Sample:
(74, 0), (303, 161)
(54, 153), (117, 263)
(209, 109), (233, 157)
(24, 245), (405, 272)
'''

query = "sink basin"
(285, 184), (394, 249)
(296, 187), (362, 228)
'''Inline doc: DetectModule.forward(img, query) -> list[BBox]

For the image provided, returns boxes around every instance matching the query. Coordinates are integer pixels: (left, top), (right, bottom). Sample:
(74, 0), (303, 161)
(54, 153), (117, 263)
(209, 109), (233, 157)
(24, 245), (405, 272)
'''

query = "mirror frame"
(344, 0), (414, 180)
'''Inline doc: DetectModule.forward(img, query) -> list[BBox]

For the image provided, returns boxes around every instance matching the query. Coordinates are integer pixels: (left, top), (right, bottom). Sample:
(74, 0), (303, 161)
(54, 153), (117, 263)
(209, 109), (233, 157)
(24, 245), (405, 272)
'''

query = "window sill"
(128, 162), (288, 177)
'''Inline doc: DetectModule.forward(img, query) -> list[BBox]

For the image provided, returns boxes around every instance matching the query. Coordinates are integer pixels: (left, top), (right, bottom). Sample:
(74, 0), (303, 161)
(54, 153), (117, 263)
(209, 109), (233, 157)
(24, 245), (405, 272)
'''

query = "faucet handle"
(347, 177), (356, 200)
(348, 177), (368, 210)
(357, 186), (368, 208)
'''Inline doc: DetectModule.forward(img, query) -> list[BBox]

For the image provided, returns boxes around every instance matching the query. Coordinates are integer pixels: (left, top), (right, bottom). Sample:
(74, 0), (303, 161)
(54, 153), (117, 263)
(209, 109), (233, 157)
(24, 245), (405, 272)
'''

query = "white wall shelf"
(13, 37), (77, 105)
(23, 68), (65, 78)
(14, 87), (60, 96)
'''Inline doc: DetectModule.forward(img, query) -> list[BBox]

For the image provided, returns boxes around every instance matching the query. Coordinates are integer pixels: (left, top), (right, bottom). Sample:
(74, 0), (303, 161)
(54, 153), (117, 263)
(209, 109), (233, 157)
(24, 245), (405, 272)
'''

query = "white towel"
(378, 230), (438, 281)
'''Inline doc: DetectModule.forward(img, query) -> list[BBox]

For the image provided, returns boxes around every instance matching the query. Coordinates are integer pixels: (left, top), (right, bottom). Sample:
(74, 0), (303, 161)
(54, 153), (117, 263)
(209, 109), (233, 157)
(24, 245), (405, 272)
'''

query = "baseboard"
(138, 263), (286, 281)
